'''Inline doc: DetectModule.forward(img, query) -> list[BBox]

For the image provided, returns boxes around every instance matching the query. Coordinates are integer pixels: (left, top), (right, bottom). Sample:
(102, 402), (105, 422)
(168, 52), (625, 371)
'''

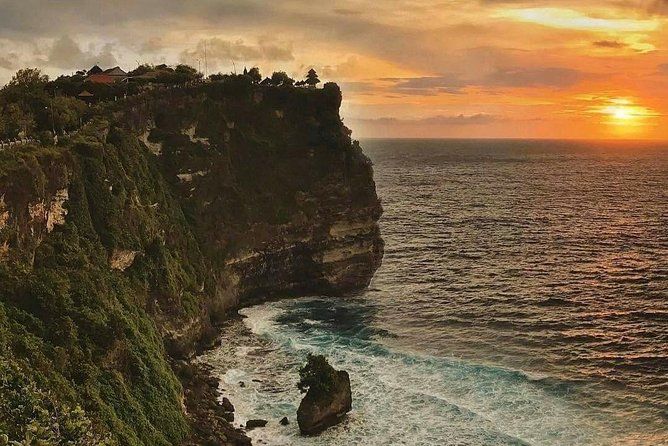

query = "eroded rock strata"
(0, 82), (383, 445)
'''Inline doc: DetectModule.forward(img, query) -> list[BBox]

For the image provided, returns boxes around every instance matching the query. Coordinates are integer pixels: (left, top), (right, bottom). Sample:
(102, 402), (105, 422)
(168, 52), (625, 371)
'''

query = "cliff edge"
(0, 80), (383, 445)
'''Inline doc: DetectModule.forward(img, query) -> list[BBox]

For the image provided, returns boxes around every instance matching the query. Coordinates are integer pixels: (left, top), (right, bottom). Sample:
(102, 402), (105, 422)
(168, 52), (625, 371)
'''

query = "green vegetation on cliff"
(0, 72), (383, 445)
(0, 123), (200, 444)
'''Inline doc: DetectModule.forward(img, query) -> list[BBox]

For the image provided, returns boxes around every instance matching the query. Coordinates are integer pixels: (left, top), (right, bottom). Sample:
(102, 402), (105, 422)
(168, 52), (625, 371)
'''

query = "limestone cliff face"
(0, 81), (382, 445)
(132, 82), (384, 355)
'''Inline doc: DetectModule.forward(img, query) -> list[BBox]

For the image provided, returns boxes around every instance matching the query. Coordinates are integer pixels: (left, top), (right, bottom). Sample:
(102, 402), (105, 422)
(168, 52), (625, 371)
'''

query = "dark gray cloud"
(338, 81), (377, 93)
(478, 0), (534, 3)
(180, 38), (294, 65)
(332, 8), (363, 16)
(485, 67), (585, 88)
(0, 1), (495, 85)
(383, 75), (468, 95)
(353, 114), (500, 126)
(385, 66), (586, 95)
(646, 0), (668, 14)
(48, 36), (117, 70)
(0, 1), (266, 37)
(593, 40), (627, 49)
(0, 0), (582, 88)
(140, 37), (168, 54)
(0, 53), (17, 70)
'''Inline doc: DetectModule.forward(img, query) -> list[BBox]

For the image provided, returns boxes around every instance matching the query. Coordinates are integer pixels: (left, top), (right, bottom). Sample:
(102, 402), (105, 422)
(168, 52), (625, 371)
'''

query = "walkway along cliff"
(0, 79), (383, 445)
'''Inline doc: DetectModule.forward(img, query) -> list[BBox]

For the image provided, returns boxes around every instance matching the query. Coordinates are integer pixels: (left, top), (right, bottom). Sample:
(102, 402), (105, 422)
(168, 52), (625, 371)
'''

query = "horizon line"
(355, 136), (668, 143)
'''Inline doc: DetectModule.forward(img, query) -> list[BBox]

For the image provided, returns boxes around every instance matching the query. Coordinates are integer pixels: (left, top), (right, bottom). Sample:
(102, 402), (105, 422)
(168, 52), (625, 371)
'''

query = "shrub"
(297, 354), (338, 396)
(0, 361), (111, 445)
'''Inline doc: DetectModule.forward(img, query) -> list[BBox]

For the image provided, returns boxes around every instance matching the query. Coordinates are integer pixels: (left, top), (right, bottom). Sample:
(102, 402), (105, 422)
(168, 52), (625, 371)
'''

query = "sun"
(588, 98), (661, 137)
(594, 99), (659, 134)
(610, 106), (634, 121)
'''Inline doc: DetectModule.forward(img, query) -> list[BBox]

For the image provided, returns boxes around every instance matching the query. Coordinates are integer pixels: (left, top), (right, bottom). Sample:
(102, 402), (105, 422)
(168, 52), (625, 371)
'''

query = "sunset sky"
(2, 0), (668, 139)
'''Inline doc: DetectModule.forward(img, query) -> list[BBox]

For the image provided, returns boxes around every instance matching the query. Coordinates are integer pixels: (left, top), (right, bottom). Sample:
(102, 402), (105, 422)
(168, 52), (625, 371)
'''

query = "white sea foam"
(200, 298), (629, 445)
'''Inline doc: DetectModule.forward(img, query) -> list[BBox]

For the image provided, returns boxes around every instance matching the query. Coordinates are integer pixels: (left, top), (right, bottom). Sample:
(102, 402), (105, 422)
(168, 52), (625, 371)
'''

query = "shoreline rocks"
(245, 419), (268, 430)
(175, 362), (251, 446)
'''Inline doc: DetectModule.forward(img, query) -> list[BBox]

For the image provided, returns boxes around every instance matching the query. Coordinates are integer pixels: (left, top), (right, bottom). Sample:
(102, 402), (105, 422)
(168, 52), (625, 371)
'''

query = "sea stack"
(296, 355), (352, 435)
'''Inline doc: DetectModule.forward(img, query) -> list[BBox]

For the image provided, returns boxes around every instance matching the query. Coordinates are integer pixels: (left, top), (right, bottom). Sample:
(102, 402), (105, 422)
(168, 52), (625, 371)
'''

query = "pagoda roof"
(104, 66), (128, 77)
(85, 74), (119, 84)
(88, 65), (103, 75)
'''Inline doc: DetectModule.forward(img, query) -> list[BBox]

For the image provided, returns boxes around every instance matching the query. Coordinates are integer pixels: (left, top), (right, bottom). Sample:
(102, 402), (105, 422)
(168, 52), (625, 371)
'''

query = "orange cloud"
(2, 0), (668, 139)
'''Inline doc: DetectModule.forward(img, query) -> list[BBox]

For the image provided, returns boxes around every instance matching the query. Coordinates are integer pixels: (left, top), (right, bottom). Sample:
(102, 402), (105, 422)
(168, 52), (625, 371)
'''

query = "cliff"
(0, 80), (383, 445)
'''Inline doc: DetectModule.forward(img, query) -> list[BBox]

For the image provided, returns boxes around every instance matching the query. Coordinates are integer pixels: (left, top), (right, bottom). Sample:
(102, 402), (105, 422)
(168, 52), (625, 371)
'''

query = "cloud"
(657, 63), (668, 74)
(385, 66), (586, 95)
(484, 67), (585, 88)
(645, 0), (668, 14)
(348, 113), (505, 137)
(0, 1), (266, 36)
(180, 38), (294, 66)
(0, 54), (17, 70)
(593, 40), (627, 49)
(495, 7), (660, 32)
(48, 36), (117, 70)
(321, 56), (364, 79)
(332, 8), (363, 16)
(338, 81), (377, 93)
(0, 2), (591, 84)
(141, 37), (168, 53)
(354, 114), (500, 126)
(384, 75), (468, 94)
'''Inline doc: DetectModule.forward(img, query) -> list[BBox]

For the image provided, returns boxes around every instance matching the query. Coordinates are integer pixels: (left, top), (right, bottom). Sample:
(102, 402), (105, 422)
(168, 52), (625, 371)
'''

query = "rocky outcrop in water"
(297, 355), (352, 435)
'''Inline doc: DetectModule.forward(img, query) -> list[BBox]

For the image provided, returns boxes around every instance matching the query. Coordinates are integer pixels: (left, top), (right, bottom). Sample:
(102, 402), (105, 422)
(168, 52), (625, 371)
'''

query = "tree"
(51, 96), (87, 133)
(0, 69), (50, 137)
(174, 64), (203, 83)
(2, 104), (35, 138)
(47, 74), (85, 97)
(209, 73), (226, 82)
(247, 67), (262, 84)
(155, 64), (203, 85)
(305, 69), (320, 89)
(2, 69), (49, 102)
(297, 354), (337, 395)
(270, 71), (294, 87)
(128, 64), (153, 77)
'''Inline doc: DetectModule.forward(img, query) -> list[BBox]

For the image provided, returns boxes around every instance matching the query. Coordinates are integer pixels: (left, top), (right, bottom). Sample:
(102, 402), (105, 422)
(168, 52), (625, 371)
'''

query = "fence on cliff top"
(0, 79), (313, 151)
(0, 124), (91, 151)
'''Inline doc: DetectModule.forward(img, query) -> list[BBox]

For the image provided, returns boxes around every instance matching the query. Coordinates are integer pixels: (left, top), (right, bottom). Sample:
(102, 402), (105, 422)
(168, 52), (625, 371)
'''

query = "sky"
(2, 0), (668, 139)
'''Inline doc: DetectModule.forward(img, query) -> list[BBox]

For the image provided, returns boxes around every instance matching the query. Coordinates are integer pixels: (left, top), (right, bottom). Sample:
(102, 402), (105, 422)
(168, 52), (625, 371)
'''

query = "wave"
(231, 299), (631, 446)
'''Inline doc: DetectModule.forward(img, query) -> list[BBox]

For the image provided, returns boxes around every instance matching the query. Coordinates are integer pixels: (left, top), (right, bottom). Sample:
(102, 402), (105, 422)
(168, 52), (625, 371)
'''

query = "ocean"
(201, 139), (668, 445)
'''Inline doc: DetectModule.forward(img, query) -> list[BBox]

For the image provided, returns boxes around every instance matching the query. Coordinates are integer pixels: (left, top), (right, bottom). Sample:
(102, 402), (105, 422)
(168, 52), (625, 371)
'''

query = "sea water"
(202, 139), (667, 445)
